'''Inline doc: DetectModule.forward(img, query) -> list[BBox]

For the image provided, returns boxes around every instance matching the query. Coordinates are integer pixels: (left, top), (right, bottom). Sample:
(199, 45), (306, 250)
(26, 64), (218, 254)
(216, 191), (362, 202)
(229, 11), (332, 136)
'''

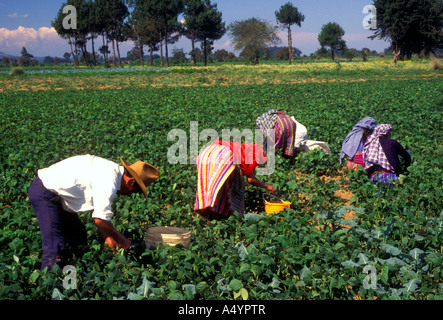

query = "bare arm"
(94, 218), (131, 251)
(247, 170), (276, 193)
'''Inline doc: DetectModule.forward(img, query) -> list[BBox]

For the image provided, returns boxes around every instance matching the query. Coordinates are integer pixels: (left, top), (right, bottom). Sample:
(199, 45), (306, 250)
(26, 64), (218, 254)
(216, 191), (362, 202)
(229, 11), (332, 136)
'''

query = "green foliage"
(228, 18), (281, 64)
(9, 67), (24, 76)
(318, 22), (347, 60)
(275, 1), (304, 65)
(0, 67), (442, 300)
(275, 2), (305, 28)
(371, 0), (443, 59)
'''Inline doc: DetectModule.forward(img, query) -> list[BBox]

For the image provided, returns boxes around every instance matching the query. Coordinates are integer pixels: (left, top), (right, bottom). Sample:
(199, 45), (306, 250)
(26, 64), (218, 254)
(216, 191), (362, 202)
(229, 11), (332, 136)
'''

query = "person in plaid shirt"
(363, 124), (411, 185)
(256, 109), (296, 159)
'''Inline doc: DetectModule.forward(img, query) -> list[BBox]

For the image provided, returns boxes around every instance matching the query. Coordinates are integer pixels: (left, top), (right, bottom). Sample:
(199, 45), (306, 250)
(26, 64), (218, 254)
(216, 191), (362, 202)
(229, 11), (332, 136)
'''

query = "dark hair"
(361, 128), (373, 144)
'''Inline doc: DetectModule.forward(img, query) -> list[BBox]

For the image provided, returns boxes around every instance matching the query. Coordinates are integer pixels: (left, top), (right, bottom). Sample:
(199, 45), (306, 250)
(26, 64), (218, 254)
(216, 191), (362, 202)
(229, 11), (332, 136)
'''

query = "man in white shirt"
(28, 154), (159, 270)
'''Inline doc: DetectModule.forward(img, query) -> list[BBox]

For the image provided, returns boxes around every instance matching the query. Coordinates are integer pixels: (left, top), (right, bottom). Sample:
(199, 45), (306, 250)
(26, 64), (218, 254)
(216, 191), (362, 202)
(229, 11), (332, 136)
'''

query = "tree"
(190, 47), (204, 62)
(370, 0), (443, 60)
(43, 56), (55, 65)
(194, 0), (225, 66)
(269, 46), (301, 60)
(52, 0), (90, 67)
(2, 56), (10, 66)
(228, 18), (280, 64)
(125, 0), (155, 67)
(94, 0), (123, 67)
(103, 0), (129, 67)
(63, 52), (71, 63)
(18, 47), (38, 66)
(314, 46), (329, 59)
(213, 49), (229, 62)
(52, 1), (74, 64)
(21, 47), (33, 59)
(87, 0), (101, 66)
(143, 17), (163, 67)
(126, 47), (140, 62)
(183, 0), (206, 66)
(150, 0), (184, 67)
(318, 22), (346, 60)
(360, 47), (370, 62)
(74, 0), (93, 67)
(98, 44), (110, 64)
(171, 47), (187, 64)
(276, 47), (288, 60)
(183, 0), (225, 66)
(53, 0), (128, 68)
(275, 2), (305, 64)
(345, 48), (356, 61)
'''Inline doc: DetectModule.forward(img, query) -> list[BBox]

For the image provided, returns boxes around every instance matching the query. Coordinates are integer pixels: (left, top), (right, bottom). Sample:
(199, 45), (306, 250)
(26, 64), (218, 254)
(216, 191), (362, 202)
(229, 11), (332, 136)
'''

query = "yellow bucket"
(263, 193), (291, 214)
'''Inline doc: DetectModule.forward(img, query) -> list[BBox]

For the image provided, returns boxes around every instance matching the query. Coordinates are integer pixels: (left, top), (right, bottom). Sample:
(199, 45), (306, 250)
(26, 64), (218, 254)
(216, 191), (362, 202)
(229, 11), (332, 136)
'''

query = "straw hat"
(120, 157), (159, 201)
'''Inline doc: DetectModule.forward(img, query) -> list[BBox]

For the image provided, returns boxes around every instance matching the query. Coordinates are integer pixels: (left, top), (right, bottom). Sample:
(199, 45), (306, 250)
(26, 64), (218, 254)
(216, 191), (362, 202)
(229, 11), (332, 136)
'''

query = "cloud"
(0, 26), (69, 56)
(213, 40), (232, 51)
(7, 12), (29, 18)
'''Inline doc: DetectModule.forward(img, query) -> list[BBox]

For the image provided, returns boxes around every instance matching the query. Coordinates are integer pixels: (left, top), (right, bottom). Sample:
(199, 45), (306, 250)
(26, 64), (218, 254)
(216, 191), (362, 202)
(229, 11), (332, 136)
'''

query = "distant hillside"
(0, 51), (18, 59)
(0, 51), (46, 62)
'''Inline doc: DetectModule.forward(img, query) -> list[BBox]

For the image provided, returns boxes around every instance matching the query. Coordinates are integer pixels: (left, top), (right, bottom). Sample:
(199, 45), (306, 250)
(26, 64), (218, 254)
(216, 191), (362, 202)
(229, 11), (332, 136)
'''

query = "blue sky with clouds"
(0, 0), (389, 57)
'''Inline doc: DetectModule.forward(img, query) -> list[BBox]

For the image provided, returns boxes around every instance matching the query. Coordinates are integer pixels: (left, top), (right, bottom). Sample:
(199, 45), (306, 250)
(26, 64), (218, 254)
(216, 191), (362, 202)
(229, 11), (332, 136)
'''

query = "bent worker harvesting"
(28, 154), (159, 271)
(194, 140), (276, 221)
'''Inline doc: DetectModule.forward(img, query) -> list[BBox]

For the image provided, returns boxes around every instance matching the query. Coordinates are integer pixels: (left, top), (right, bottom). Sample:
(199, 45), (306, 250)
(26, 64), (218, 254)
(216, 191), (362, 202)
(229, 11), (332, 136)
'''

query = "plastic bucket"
(263, 193), (291, 214)
(145, 226), (191, 249)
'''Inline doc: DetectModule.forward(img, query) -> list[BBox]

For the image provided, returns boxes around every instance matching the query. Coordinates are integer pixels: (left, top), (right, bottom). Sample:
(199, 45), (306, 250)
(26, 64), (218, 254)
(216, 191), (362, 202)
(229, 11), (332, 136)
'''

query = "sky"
(0, 0), (390, 58)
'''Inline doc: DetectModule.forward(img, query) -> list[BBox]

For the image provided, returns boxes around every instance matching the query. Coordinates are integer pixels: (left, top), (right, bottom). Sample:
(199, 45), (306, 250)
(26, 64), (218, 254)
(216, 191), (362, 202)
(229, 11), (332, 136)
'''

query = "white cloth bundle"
(290, 116), (332, 155)
(291, 117), (308, 148)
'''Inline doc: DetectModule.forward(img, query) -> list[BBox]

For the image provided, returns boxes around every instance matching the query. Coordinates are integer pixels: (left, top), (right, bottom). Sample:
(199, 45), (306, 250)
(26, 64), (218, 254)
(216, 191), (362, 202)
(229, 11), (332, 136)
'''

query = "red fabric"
(345, 151), (364, 171)
(352, 152), (364, 166)
(213, 140), (267, 177)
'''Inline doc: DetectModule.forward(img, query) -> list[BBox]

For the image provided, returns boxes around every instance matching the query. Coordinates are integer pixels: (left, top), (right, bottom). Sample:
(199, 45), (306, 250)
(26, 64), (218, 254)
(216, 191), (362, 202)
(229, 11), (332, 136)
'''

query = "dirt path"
(1, 72), (441, 92)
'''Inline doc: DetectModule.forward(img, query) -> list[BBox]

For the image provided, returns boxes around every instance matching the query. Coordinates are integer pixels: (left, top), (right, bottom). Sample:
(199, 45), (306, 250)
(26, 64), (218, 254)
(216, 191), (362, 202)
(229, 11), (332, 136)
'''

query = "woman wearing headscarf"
(340, 117), (377, 170)
(256, 109), (297, 159)
(195, 140), (275, 220)
(363, 124), (411, 184)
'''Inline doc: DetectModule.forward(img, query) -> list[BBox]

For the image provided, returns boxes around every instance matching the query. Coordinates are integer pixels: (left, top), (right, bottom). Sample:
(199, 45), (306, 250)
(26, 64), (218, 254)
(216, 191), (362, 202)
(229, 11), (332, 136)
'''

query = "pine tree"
(275, 2), (305, 64)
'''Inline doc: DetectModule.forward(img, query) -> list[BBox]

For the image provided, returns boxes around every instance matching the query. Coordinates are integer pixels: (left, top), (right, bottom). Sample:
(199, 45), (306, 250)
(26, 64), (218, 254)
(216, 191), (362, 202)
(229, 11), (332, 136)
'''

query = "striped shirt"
(256, 109), (296, 157)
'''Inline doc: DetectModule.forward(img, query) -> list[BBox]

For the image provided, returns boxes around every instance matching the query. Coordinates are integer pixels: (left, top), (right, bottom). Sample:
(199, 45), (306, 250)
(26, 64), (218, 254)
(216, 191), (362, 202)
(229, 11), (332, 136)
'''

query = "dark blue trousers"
(28, 177), (87, 270)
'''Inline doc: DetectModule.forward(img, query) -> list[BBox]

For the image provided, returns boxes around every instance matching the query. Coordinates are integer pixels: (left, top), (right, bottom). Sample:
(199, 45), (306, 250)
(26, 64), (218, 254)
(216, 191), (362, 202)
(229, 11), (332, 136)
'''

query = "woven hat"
(120, 157), (159, 201)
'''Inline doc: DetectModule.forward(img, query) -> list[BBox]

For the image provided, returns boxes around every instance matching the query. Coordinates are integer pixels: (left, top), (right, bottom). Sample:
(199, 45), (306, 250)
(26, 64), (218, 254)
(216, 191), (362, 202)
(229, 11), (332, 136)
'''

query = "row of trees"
(52, 0), (442, 67)
(2, 47), (40, 67)
(229, 0), (442, 64)
(227, 2), (304, 64)
(0, 45), (386, 69)
(228, 18), (347, 64)
(52, 0), (225, 67)
(51, 1), (312, 66)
